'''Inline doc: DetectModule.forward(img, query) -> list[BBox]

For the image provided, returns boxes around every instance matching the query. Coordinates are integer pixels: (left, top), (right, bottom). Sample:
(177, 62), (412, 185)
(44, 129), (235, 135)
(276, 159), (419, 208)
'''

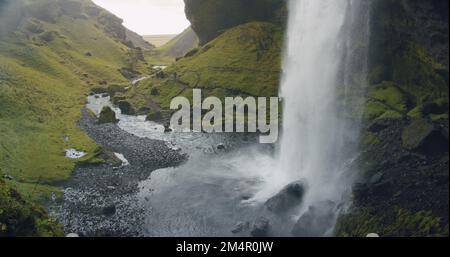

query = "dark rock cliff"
(184, 0), (286, 44)
(336, 0), (449, 237)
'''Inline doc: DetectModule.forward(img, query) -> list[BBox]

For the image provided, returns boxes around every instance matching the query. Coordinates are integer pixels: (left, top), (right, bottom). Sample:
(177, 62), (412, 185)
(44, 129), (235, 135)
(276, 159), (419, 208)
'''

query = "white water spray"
(276, 0), (370, 235)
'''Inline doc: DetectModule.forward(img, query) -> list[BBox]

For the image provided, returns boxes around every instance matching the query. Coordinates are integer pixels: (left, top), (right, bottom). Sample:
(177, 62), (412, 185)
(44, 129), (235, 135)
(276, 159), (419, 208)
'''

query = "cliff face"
(336, 0), (449, 237)
(184, 0), (286, 44)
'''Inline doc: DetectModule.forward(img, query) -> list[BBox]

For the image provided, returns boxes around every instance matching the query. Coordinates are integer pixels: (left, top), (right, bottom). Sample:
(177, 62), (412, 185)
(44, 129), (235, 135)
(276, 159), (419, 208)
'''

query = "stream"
(52, 93), (290, 237)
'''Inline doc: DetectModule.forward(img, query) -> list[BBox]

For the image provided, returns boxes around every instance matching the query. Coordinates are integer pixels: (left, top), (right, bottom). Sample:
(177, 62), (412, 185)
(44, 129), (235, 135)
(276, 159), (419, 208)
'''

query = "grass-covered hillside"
(0, 0), (149, 235)
(119, 22), (282, 120)
(184, 0), (286, 44)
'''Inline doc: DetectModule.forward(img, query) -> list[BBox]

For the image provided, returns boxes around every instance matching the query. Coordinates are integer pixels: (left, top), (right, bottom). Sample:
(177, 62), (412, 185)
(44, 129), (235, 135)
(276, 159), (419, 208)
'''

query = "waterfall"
(277, 0), (370, 235)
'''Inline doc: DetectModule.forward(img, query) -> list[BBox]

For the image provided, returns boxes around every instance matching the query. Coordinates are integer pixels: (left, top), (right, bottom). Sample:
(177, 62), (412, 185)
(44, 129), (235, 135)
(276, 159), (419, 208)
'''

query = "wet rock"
(292, 201), (336, 237)
(232, 221), (250, 234)
(98, 107), (118, 124)
(117, 101), (136, 115)
(250, 217), (270, 237)
(265, 180), (306, 214)
(102, 205), (116, 216)
(402, 119), (448, 155)
(146, 109), (163, 121)
(118, 67), (139, 80)
(137, 107), (151, 115)
(151, 88), (160, 96)
(164, 122), (172, 133)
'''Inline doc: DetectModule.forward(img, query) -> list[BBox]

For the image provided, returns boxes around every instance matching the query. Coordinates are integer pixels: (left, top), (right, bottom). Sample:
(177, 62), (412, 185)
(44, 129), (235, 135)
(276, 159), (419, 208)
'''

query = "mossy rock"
(146, 109), (163, 121)
(117, 101), (135, 115)
(98, 106), (118, 124)
(401, 119), (449, 154)
(408, 98), (449, 119)
(336, 207), (448, 237)
(0, 179), (63, 237)
(368, 82), (411, 113)
(150, 87), (160, 96)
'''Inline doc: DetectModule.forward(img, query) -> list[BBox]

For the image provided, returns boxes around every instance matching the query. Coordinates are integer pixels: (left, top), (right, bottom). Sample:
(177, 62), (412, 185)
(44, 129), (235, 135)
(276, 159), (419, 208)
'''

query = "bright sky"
(92, 0), (190, 35)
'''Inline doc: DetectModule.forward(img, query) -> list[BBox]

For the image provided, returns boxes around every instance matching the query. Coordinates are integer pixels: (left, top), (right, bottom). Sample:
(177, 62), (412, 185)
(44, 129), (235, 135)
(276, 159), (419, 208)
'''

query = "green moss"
(0, 179), (63, 237)
(377, 110), (403, 120)
(401, 118), (434, 151)
(336, 207), (447, 237)
(362, 132), (380, 146)
(368, 82), (409, 113)
(363, 101), (390, 121)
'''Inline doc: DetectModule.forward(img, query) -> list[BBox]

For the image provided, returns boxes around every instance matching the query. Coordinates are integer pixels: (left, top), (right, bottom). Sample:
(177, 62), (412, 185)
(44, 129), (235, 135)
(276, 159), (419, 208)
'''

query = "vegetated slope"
(0, 178), (62, 236)
(125, 28), (155, 50)
(336, 0), (449, 237)
(141, 28), (199, 67)
(119, 22), (282, 120)
(158, 27), (199, 59)
(0, 0), (148, 235)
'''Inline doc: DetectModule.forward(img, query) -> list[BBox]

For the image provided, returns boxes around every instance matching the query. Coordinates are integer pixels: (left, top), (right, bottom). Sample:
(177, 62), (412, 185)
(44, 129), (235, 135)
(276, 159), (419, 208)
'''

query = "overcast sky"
(92, 0), (190, 35)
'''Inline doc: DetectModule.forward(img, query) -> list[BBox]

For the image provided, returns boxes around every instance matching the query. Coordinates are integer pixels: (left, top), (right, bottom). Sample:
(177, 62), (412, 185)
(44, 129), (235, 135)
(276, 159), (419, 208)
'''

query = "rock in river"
(250, 217), (270, 237)
(265, 180), (306, 214)
(98, 106), (118, 124)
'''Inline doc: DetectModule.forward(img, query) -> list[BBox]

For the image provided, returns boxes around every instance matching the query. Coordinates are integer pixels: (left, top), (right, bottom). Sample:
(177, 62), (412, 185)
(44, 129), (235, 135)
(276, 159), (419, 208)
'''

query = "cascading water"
(276, 0), (370, 235)
(84, 0), (370, 237)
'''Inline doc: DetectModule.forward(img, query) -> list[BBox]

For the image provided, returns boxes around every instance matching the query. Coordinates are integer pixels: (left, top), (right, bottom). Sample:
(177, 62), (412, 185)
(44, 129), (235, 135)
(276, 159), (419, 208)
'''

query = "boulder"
(402, 119), (449, 155)
(151, 88), (160, 96)
(163, 122), (172, 133)
(264, 180), (306, 214)
(102, 205), (116, 216)
(98, 106), (118, 124)
(250, 217), (270, 237)
(155, 71), (165, 79)
(291, 201), (336, 237)
(118, 67), (138, 80)
(146, 109), (163, 121)
(117, 101), (136, 115)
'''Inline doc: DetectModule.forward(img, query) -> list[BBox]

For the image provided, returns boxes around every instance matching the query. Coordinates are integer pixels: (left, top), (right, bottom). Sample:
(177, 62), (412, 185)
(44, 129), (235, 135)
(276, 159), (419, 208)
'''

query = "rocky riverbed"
(50, 110), (186, 236)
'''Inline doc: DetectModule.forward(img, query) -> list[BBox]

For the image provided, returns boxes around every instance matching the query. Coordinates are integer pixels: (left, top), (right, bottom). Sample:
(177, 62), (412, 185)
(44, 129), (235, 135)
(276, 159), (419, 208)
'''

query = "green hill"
(119, 22), (282, 117)
(0, 0), (149, 235)
(157, 27), (199, 59)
